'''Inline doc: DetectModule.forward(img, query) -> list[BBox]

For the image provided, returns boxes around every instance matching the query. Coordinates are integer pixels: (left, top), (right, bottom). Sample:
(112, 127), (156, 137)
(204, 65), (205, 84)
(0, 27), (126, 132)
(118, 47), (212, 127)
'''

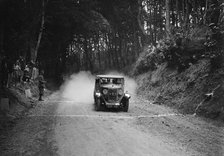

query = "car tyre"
(95, 98), (101, 111)
(123, 100), (129, 112)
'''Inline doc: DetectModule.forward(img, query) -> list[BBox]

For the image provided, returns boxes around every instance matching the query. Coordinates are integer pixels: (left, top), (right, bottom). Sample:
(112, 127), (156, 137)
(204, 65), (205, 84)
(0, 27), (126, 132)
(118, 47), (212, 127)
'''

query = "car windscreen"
(100, 78), (123, 85)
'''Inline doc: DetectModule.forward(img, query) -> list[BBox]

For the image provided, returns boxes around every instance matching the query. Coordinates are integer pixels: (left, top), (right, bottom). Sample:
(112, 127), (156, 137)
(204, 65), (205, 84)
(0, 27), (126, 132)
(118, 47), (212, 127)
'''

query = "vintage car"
(93, 75), (131, 112)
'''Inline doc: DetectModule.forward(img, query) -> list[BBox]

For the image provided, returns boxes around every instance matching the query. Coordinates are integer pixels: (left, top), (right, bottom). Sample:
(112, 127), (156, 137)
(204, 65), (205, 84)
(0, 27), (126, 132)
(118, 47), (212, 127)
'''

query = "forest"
(0, 0), (223, 79)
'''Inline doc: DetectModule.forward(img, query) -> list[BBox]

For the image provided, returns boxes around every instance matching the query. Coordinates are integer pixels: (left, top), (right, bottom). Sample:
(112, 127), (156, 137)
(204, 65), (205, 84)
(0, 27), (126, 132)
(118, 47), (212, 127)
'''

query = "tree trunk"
(97, 33), (101, 70)
(110, 35), (116, 68)
(0, 18), (4, 54)
(184, 0), (189, 29)
(137, 0), (147, 36)
(192, 0), (197, 24)
(33, 0), (45, 62)
(87, 39), (93, 71)
(106, 33), (112, 69)
(182, 0), (185, 27)
(114, 33), (119, 68)
(170, 0), (175, 26)
(84, 37), (89, 70)
(0, 2), (5, 55)
(159, 0), (163, 33)
(120, 38), (126, 67)
(149, 9), (153, 43)
(176, 0), (179, 27)
(165, 0), (170, 37)
(204, 0), (208, 24)
(154, 1), (158, 43)
(126, 40), (130, 65)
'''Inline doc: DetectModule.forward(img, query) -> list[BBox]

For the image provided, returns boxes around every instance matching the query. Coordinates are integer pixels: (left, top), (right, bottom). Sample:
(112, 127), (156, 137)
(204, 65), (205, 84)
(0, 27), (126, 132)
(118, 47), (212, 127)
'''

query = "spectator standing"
(7, 57), (14, 87)
(22, 65), (30, 82)
(14, 60), (22, 86)
(19, 56), (25, 71)
(31, 64), (39, 81)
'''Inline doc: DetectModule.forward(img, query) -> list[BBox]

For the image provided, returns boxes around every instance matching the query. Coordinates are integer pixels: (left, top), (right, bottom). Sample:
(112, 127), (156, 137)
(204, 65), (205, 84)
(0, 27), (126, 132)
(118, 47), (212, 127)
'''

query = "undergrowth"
(135, 24), (224, 120)
(134, 25), (224, 75)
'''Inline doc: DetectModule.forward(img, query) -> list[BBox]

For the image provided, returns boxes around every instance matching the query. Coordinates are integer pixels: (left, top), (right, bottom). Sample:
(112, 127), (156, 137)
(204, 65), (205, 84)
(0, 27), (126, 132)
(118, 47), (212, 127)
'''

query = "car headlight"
(124, 93), (131, 99)
(103, 89), (108, 95)
(95, 92), (101, 97)
(118, 89), (123, 95)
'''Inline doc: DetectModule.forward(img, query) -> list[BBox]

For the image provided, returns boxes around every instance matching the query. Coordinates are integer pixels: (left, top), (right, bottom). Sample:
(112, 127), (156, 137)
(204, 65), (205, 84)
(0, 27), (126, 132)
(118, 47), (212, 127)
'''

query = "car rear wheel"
(122, 100), (129, 112)
(95, 98), (101, 111)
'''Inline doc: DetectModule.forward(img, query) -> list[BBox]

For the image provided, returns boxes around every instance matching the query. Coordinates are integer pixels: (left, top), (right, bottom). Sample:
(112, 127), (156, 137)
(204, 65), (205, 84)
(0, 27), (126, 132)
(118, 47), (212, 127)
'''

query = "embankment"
(0, 82), (40, 130)
(136, 59), (224, 120)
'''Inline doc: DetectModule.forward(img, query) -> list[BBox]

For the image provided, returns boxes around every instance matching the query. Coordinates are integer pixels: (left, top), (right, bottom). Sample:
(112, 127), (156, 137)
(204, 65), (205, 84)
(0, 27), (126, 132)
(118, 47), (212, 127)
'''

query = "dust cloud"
(59, 71), (137, 105)
(60, 71), (95, 104)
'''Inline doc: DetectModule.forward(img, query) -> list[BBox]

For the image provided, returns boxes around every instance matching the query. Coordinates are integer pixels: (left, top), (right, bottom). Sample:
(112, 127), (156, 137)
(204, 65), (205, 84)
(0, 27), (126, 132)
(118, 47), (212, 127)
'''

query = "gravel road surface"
(1, 92), (224, 156)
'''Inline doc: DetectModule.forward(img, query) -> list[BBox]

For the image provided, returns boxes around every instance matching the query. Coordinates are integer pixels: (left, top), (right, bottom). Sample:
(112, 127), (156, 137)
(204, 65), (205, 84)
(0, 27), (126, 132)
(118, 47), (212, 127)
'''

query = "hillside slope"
(134, 25), (224, 120)
(136, 58), (224, 120)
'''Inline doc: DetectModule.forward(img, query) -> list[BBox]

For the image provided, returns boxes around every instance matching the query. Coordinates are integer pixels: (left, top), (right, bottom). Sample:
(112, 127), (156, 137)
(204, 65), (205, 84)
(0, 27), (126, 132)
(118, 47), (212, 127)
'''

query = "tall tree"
(165, 0), (170, 36)
(33, 0), (47, 62)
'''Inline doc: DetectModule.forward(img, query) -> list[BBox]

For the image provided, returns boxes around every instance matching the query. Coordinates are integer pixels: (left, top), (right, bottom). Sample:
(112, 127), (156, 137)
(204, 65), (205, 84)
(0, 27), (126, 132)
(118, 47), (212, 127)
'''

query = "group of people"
(0, 55), (46, 101)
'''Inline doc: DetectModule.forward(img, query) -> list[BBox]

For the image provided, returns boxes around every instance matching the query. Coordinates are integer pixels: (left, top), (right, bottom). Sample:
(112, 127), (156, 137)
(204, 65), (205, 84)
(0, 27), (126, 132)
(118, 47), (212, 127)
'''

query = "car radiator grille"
(108, 89), (118, 102)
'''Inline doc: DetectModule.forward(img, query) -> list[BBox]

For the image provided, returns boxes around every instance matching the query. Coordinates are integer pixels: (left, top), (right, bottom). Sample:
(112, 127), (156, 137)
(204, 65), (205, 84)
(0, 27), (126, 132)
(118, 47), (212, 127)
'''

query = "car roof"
(96, 75), (124, 79)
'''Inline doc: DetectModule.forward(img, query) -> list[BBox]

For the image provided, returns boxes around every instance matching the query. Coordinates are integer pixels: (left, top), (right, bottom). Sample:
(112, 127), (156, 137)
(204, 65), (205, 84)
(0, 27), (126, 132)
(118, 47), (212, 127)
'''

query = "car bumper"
(105, 102), (121, 108)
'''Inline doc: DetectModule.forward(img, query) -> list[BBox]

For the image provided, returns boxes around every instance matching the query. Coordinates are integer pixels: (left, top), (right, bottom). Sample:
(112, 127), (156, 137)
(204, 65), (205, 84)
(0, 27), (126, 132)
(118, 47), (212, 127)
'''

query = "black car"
(93, 75), (131, 112)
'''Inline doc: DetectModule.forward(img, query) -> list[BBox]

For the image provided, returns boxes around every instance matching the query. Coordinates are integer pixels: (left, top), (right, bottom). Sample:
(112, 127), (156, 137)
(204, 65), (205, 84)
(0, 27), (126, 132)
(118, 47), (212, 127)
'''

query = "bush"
(134, 25), (224, 75)
(133, 45), (163, 75)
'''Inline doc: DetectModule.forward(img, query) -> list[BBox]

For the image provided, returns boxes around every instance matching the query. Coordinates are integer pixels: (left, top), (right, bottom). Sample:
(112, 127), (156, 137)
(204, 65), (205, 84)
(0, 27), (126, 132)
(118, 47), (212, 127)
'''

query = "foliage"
(133, 45), (163, 75)
(1, 0), (224, 78)
(134, 23), (224, 74)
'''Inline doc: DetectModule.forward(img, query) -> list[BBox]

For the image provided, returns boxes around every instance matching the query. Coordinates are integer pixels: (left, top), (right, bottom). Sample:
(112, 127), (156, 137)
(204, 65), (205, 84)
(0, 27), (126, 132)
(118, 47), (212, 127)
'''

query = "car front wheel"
(95, 98), (101, 111)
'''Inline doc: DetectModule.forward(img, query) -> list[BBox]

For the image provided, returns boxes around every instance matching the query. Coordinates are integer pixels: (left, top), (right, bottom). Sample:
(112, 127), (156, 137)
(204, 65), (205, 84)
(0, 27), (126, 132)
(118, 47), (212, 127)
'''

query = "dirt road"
(1, 92), (224, 156)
